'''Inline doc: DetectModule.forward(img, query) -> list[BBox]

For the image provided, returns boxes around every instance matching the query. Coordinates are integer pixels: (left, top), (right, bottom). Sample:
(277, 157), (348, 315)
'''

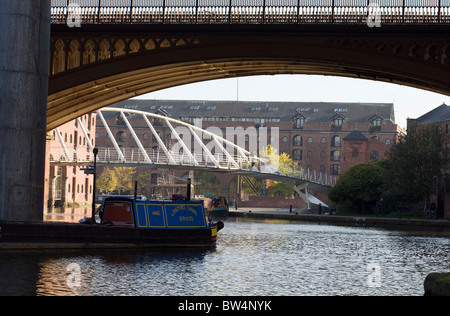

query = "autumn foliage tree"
(97, 167), (150, 195)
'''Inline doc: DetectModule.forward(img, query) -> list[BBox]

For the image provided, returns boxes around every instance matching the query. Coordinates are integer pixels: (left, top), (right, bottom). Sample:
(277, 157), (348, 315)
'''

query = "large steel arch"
(48, 24), (450, 131)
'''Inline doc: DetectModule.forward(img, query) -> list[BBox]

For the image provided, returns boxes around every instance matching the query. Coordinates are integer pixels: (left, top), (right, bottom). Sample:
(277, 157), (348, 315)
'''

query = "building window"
(307, 151), (313, 158)
(385, 138), (391, 145)
(331, 150), (341, 161)
(293, 117), (305, 129)
(352, 148), (359, 158)
(320, 151), (326, 158)
(143, 133), (148, 140)
(332, 118), (343, 129)
(330, 164), (340, 175)
(320, 165), (326, 172)
(116, 131), (126, 142)
(372, 119), (382, 127)
(293, 135), (302, 146)
(331, 135), (341, 147)
(370, 151), (379, 160)
(292, 149), (302, 160)
(307, 137), (313, 144)
(282, 136), (288, 143)
(321, 137), (326, 144)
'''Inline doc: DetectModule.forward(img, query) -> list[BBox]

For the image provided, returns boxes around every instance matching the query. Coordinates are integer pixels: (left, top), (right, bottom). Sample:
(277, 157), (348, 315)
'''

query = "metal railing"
(49, 146), (337, 187)
(49, 107), (337, 187)
(51, 0), (450, 25)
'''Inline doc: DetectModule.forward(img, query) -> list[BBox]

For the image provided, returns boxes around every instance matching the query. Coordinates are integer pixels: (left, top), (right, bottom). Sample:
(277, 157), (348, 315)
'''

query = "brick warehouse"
(45, 114), (97, 212)
(94, 100), (402, 206)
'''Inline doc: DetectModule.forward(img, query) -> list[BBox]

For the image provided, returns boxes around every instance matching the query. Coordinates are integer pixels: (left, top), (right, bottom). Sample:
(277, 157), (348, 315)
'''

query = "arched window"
(282, 136), (288, 143)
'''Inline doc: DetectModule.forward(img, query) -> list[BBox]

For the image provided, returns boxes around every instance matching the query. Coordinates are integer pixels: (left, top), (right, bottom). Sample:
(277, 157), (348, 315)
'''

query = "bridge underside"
(48, 24), (450, 131)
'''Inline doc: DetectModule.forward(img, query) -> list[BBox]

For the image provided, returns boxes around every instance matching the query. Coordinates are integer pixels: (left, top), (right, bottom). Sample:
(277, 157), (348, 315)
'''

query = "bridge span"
(47, 1), (450, 130)
(50, 108), (337, 188)
(1, 0), (449, 222)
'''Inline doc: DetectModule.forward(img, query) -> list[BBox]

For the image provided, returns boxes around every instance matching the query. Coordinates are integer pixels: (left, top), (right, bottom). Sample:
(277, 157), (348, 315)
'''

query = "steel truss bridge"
(50, 108), (337, 193)
(51, 0), (450, 25)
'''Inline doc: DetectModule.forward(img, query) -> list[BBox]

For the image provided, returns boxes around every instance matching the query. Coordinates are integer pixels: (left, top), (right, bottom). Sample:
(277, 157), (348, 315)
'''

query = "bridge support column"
(0, 1), (51, 221)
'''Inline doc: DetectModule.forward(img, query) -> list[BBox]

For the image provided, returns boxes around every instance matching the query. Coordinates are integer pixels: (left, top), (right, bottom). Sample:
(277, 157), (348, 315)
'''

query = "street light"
(91, 147), (98, 224)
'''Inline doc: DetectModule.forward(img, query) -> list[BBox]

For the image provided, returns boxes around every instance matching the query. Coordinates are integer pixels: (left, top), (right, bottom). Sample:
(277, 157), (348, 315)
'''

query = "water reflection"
(44, 207), (91, 223)
(0, 219), (448, 296)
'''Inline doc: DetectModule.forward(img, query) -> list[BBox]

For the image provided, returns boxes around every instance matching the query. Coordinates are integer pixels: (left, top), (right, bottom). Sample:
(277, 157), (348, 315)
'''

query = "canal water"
(0, 218), (448, 296)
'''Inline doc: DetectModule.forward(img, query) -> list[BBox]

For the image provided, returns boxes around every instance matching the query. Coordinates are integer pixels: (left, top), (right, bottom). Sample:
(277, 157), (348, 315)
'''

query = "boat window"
(103, 200), (134, 227)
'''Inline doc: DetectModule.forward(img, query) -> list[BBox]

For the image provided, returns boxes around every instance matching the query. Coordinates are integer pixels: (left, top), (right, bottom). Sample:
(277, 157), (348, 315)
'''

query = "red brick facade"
(94, 100), (401, 204)
(44, 114), (97, 209)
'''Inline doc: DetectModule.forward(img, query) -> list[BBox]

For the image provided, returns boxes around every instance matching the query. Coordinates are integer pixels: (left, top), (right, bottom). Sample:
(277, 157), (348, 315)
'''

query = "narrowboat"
(207, 197), (230, 220)
(0, 195), (223, 250)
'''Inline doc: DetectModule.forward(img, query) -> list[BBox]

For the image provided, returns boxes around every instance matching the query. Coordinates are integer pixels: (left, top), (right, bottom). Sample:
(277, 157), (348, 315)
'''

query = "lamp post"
(91, 148), (98, 224)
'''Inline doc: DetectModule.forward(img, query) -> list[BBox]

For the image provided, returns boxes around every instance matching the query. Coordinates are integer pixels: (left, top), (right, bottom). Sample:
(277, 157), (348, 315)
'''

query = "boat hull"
(207, 207), (230, 219)
(0, 221), (217, 250)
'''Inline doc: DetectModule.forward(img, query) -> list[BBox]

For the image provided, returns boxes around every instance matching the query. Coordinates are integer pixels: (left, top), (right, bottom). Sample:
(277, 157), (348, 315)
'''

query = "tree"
(386, 123), (450, 202)
(97, 167), (150, 195)
(96, 168), (117, 194)
(242, 145), (298, 196)
(328, 160), (388, 214)
(113, 167), (137, 194)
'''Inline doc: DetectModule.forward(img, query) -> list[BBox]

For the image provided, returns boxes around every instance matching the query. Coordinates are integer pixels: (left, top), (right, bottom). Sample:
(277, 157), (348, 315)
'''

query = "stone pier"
(0, 1), (51, 221)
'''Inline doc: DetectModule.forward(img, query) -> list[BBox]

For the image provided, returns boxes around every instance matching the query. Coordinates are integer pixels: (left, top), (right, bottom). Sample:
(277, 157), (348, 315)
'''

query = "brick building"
(45, 113), (97, 209)
(407, 103), (450, 219)
(95, 100), (401, 202)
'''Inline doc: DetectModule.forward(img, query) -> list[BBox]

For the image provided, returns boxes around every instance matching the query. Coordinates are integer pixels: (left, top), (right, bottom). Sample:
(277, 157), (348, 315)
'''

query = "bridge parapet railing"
(49, 146), (336, 186)
(51, 0), (450, 25)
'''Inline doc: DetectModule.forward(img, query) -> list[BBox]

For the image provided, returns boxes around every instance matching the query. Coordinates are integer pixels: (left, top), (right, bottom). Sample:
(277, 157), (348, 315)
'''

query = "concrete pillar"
(0, 1), (51, 221)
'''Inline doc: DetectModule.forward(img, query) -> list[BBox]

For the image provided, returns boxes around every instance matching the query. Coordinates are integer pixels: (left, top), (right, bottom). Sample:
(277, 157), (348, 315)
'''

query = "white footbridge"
(50, 107), (336, 207)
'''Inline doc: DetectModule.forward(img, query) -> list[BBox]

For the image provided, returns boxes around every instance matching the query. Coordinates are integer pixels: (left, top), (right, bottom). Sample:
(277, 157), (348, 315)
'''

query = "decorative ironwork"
(50, 36), (201, 75)
(51, 0), (450, 25)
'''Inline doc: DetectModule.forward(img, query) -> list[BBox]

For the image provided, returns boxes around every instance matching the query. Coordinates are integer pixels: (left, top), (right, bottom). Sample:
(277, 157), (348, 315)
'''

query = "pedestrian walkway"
(229, 207), (450, 230)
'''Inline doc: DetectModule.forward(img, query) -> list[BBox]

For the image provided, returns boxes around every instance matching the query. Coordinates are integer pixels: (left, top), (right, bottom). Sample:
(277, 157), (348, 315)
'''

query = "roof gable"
(344, 130), (368, 141)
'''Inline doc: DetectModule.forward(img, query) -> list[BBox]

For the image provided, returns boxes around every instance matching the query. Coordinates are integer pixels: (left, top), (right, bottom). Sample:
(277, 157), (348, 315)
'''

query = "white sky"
(133, 75), (450, 130)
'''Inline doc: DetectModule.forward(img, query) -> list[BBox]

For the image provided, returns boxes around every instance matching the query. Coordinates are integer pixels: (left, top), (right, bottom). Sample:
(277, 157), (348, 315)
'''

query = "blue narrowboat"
(0, 195), (223, 250)
(99, 195), (223, 248)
